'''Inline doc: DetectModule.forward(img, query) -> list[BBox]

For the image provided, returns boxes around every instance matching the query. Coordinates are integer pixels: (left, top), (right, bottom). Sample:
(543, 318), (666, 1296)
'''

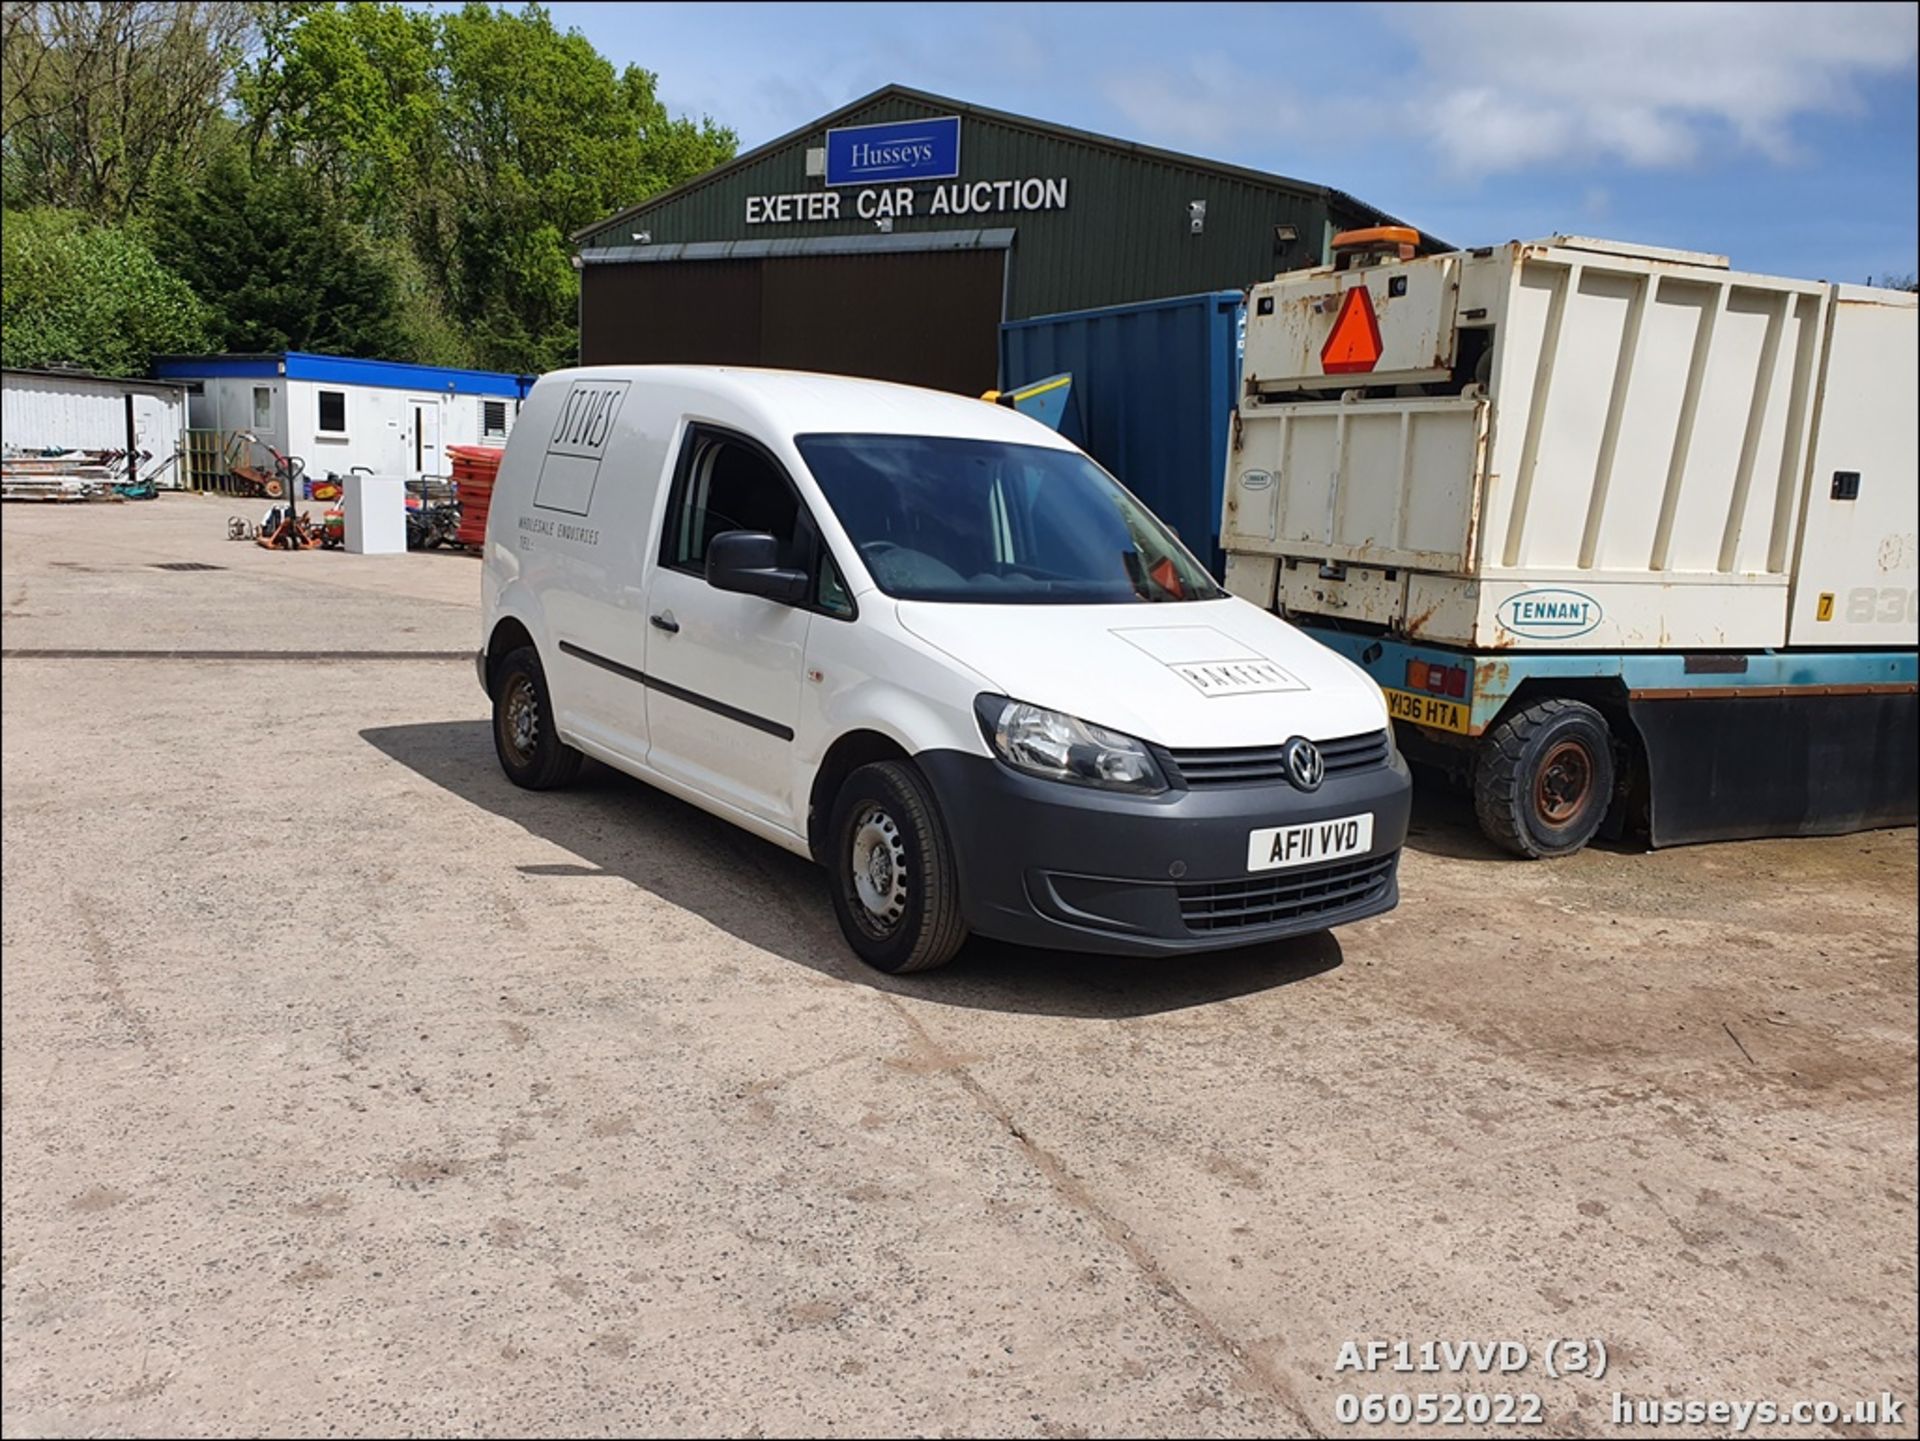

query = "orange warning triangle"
(1321, 285), (1384, 374)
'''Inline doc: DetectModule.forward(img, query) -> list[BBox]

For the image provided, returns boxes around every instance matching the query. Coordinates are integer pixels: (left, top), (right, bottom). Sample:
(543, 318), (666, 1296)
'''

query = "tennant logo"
(825, 115), (960, 186)
(1496, 588), (1604, 639)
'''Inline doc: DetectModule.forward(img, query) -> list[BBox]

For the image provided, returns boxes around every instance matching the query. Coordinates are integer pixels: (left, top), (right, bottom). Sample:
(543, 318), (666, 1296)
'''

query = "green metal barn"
(574, 84), (1437, 394)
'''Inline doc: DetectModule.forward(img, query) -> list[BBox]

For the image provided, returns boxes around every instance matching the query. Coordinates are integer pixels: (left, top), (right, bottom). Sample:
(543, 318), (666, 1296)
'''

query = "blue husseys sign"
(825, 116), (961, 186)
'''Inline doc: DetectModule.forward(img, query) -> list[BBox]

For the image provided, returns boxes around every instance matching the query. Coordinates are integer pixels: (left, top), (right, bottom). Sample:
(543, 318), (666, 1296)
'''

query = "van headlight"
(974, 695), (1168, 795)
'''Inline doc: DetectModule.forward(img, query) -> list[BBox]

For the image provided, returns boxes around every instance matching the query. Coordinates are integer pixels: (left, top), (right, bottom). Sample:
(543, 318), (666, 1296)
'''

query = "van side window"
(816, 551), (854, 618)
(662, 431), (802, 573)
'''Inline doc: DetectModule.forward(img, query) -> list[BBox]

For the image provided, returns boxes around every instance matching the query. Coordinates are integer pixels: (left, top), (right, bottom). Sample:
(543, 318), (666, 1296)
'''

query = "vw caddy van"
(479, 367), (1410, 973)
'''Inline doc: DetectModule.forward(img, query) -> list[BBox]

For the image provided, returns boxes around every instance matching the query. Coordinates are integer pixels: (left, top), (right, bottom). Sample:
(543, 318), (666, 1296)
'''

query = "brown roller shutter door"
(580, 248), (1004, 395)
(580, 259), (761, 367)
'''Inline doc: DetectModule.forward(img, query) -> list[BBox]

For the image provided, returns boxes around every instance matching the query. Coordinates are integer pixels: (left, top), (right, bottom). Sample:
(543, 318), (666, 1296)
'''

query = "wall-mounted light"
(875, 216), (894, 234)
(1188, 200), (1207, 235)
(1275, 223), (1298, 244)
(569, 254), (584, 271)
(631, 230), (651, 244)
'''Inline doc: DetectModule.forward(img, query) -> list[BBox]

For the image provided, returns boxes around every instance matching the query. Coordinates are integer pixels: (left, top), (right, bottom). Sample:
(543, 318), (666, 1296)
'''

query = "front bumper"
(914, 748), (1412, 956)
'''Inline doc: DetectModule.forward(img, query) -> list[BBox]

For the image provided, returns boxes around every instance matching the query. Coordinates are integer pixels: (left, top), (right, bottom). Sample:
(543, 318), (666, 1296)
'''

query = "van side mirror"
(706, 530), (810, 605)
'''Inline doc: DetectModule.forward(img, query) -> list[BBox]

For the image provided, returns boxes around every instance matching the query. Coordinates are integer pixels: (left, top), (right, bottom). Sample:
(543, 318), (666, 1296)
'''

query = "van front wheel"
(491, 645), (583, 790)
(826, 761), (968, 973)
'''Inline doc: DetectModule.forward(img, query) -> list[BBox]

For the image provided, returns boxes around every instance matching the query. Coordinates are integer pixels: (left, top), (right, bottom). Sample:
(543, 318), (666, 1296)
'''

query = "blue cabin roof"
(152, 351), (534, 399)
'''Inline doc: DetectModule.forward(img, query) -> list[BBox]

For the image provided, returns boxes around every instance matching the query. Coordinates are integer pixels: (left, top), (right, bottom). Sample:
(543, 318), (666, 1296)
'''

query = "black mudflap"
(1629, 690), (1919, 846)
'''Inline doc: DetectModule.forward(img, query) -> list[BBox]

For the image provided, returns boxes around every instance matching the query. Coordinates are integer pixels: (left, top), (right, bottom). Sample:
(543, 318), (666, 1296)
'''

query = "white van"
(479, 367), (1410, 972)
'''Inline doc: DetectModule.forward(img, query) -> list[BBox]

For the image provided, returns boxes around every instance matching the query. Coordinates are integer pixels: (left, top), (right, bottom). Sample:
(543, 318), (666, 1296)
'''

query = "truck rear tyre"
(491, 645), (584, 790)
(826, 760), (969, 974)
(1473, 699), (1614, 858)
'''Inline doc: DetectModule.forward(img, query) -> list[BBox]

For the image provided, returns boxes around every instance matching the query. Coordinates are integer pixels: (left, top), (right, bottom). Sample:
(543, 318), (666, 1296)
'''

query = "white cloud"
(1097, 3), (1914, 181)
(984, 16), (1050, 78)
(1101, 57), (1292, 150)
(1390, 1), (1918, 173)
(1425, 88), (1576, 171)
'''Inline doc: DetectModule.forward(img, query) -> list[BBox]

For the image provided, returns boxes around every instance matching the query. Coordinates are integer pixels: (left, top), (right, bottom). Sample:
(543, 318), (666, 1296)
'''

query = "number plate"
(1383, 686), (1471, 734)
(1247, 813), (1374, 872)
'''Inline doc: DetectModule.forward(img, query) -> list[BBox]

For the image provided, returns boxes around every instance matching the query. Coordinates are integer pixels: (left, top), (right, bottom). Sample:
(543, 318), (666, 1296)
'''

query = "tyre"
(491, 645), (583, 790)
(825, 760), (969, 973)
(1473, 698), (1615, 858)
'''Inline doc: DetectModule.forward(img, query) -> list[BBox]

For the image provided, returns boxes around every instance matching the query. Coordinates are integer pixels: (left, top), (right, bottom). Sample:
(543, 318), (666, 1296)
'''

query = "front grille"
(1178, 853), (1396, 932)
(1163, 729), (1390, 788)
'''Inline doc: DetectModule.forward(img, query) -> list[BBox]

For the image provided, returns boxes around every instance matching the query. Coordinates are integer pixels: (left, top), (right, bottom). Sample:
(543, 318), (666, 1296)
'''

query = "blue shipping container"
(1000, 290), (1243, 576)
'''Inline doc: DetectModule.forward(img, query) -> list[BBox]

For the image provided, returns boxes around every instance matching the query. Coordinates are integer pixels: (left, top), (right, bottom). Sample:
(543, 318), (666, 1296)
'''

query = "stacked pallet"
(0, 451), (127, 502)
(450, 446), (503, 546)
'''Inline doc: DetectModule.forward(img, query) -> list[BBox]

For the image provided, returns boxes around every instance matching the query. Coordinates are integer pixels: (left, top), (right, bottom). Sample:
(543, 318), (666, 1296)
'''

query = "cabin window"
(317, 389), (347, 435)
(482, 399), (509, 439)
(251, 386), (272, 429)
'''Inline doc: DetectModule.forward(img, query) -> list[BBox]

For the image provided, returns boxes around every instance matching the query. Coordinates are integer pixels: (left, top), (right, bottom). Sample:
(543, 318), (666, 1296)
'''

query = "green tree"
(2, 0), (733, 375)
(0, 206), (213, 373)
(0, 1), (255, 220)
(235, 0), (439, 226)
(372, 232), (480, 369)
(242, 1), (737, 372)
(431, 3), (736, 370)
(152, 150), (411, 358)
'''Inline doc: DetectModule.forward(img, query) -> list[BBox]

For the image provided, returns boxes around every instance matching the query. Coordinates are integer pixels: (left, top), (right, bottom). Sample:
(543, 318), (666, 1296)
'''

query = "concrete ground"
(2, 494), (1915, 1438)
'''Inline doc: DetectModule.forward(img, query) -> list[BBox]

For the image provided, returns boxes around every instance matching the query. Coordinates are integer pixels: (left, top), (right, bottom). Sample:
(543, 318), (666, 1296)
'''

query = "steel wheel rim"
(1534, 739), (1593, 825)
(848, 805), (908, 937)
(502, 675), (539, 762)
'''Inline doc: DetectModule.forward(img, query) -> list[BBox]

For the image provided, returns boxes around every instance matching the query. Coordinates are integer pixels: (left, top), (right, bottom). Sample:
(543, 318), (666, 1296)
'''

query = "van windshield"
(796, 433), (1224, 605)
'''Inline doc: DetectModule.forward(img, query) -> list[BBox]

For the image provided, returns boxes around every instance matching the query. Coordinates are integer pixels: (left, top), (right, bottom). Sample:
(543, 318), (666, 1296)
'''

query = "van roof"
(535, 365), (1079, 447)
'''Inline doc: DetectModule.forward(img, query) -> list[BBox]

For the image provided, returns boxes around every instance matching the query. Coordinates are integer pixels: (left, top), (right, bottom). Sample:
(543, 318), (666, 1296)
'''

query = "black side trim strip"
(560, 639), (646, 685)
(647, 672), (795, 740)
(558, 640), (795, 742)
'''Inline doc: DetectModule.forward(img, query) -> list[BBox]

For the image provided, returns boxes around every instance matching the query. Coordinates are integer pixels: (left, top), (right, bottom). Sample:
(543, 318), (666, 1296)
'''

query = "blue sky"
(528, 0), (1917, 284)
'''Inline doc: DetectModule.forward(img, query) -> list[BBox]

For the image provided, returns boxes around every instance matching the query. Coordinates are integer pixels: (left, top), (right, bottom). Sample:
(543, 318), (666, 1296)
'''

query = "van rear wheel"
(826, 760), (968, 973)
(491, 645), (583, 790)
(1473, 698), (1613, 858)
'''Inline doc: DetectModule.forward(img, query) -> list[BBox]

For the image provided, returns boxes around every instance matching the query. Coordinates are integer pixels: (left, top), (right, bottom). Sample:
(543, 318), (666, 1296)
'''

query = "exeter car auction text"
(746, 177), (1069, 224)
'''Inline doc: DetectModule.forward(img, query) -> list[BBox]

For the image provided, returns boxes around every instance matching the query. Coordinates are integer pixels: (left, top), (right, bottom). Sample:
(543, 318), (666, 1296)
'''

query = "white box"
(343, 473), (407, 555)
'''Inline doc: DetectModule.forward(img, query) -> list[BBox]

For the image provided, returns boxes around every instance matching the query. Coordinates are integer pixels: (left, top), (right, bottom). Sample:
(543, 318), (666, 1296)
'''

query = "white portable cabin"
(1, 368), (189, 485)
(151, 351), (531, 483)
